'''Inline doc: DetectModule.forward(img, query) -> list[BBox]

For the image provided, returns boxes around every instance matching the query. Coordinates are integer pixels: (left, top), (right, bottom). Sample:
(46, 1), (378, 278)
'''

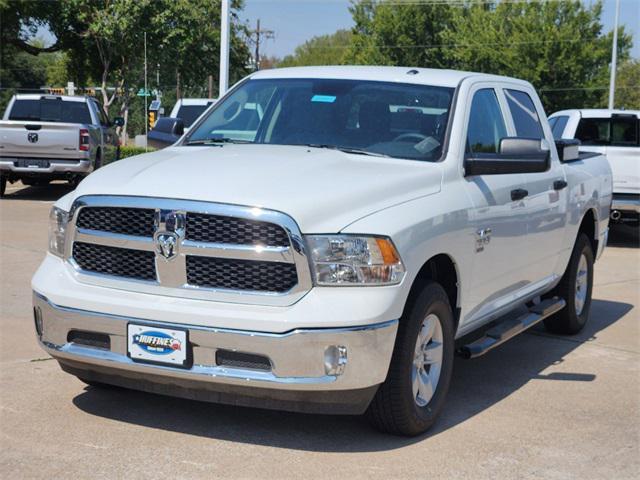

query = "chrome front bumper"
(33, 292), (398, 394)
(612, 193), (640, 214)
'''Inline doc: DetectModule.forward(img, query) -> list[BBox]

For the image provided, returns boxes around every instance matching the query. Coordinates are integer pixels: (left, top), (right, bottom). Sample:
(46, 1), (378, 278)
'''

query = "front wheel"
(544, 233), (594, 334)
(366, 281), (455, 436)
(0, 175), (6, 197)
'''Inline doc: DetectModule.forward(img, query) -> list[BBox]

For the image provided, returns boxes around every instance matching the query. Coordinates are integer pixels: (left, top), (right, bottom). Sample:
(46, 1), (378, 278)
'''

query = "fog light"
(324, 345), (347, 375)
(33, 306), (43, 337)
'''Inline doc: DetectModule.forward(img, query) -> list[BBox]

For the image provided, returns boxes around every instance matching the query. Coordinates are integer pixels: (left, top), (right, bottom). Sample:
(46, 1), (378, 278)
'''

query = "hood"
(72, 144), (442, 232)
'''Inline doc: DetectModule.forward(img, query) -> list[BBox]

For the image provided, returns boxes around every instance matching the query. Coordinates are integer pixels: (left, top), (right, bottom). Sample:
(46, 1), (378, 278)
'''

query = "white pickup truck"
(549, 109), (639, 225)
(32, 67), (612, 436)
(0, 94), (123, 196)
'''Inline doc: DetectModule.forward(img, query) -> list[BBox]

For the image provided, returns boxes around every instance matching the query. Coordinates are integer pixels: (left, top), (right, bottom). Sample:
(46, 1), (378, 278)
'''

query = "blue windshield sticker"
(311, 95), (336, 103)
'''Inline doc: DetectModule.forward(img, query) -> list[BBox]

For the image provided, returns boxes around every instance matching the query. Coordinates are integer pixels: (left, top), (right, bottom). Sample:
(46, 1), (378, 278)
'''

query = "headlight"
(305, 235), (405, 286)
(48, 206), (69, 258)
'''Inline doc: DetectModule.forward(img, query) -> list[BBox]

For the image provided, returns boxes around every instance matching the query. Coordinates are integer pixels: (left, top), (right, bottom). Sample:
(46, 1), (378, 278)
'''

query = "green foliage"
(344, 0), (633, 113)
(1, 0), (251, 138)
(278, 30), (353, 67)
(615, 60), (640, 109)
(347, 0), (453, 67)
(441, 0), (633, 112)
(118, 145), (155, 159)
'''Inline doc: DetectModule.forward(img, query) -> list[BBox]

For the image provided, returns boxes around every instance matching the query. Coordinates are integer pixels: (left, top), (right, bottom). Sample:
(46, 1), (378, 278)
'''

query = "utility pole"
(176, 71), (181, 100)
(144, 31), (148, 152)
(608, 0), (620, 109)
(251, 19), (274, 70)
(219, 0), (230, 96)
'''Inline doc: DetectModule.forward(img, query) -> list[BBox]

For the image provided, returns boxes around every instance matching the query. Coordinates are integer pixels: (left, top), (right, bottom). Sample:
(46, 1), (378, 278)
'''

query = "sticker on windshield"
(311, 95), (336, 103)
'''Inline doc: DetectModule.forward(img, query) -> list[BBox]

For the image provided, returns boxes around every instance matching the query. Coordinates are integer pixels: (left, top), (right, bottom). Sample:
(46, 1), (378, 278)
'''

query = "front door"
(462, 86), (530, 325)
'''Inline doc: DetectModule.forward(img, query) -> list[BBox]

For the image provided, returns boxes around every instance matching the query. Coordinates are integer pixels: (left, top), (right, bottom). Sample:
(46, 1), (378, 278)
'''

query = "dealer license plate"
(127, 324), (188, 367)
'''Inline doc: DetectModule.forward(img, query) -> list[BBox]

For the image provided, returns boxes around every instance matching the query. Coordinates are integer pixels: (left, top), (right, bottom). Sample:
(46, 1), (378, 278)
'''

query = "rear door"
(2, 97), (88, 159)
(501, 87), (566, 284)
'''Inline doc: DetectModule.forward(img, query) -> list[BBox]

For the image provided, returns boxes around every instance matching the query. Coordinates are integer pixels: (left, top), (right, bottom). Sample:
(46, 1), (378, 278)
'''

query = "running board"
(457, 297), (566, 359)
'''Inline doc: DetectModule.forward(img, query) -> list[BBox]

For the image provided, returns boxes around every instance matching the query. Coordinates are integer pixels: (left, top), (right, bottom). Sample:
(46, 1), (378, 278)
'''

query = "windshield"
(186, 78), (454, 161)
(176, 104), (212, 127)
(9, 99), (92, 124)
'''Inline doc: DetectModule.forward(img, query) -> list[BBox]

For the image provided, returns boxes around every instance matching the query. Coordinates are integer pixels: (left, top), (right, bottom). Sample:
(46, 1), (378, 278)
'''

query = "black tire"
(366, 281), (455, 436)
(544, 233), (594, 334)
(94, 149), (103, 170)
(0, 175), (6, 197)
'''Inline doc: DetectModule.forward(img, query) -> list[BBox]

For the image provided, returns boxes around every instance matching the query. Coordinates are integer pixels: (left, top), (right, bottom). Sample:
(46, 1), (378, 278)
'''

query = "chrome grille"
(66, 196), (312, 306)
(77, 207), (155, 237)
(186, 213), (289, 246)
(73, 242), (156, 281)
(186, 256), (297, 292)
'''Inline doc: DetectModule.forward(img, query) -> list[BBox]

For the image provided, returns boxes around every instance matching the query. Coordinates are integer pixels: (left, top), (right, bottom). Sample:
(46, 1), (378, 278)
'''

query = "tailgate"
(0, 121), (84, 159)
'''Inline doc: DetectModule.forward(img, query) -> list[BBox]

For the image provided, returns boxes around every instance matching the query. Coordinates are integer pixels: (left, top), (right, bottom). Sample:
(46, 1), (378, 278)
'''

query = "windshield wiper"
(184, 138), (252, 146)
(303, 144), (389, 158)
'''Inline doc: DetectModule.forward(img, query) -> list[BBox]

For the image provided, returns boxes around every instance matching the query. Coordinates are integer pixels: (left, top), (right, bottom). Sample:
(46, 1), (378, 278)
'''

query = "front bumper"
(33, 292), (398, 414)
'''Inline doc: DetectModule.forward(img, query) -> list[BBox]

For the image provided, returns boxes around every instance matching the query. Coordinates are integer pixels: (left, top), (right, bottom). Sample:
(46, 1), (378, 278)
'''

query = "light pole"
(219, 0), (230, 96)
(608, 0), (620, 109)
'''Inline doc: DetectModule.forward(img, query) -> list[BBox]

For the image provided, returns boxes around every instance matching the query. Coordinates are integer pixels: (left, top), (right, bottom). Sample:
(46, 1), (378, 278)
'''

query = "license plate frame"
(16, 159), (50, 169)
(127, 323), (190, 368)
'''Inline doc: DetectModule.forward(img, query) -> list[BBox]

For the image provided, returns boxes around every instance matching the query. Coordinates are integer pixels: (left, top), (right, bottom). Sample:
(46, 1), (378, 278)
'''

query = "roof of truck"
(250, 66), (530, 89)
(551, 109), (640, 118)
(12, 94), (92, 103)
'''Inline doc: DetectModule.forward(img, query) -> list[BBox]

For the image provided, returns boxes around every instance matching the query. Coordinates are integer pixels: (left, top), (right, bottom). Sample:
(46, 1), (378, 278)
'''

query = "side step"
(457, 297), (566, 359)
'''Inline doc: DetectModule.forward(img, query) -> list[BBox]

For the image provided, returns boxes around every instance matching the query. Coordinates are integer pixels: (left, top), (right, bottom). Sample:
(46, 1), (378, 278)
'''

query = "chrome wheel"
(574, 253), (588, 315)
(412, 313), (444, 407)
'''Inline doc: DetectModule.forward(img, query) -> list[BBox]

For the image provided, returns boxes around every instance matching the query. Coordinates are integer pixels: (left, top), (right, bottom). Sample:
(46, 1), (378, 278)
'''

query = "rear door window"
(611, 116), (638, 146)
(9, 99), (92, 124)
(504, 89), (544, 138)
(467, 88), (507, 154)
(575, 116), (639, 146)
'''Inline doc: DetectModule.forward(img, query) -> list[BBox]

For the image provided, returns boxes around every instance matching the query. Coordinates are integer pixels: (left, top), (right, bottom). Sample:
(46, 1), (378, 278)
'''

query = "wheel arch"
(404, 253), (460, 332)
(578, 208), (598, 256)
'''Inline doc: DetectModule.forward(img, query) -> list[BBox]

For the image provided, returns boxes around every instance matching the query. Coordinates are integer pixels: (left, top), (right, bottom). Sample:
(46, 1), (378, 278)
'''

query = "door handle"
(511, 188), (528, 201)
(553, 180), (568, 190)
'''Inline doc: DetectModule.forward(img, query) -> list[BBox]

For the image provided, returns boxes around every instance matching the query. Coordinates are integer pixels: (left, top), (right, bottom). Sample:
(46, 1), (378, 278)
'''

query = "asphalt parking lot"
(1, 181), (638, 479)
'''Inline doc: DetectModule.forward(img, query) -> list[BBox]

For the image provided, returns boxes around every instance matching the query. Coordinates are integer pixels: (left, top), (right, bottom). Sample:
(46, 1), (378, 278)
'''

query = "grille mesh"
(73, 242), (156, 281)
(186, 256), (297, 292)
(77, 207), (155, 237)
(186, 213), (289, 246)
(216, 350), (272, 371)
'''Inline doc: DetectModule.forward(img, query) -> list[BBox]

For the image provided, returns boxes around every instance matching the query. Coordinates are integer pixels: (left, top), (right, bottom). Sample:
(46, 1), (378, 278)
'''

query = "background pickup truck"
(549, 109), (639, 226)
(0, 94), (123, 196)
(148, 98), (216, 149)
(32, 67), (612, 436)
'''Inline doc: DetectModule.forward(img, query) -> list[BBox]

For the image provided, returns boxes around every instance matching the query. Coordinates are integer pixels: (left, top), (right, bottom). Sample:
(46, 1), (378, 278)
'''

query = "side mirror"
(555, 139), (580, 162)
(151, 117), (184, 136)
(112, 116), (125, 127)
(464, 137), (550, 176)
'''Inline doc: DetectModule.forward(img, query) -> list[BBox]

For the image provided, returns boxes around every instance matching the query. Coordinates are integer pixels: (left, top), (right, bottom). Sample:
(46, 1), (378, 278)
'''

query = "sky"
(240, 0), (640, 59)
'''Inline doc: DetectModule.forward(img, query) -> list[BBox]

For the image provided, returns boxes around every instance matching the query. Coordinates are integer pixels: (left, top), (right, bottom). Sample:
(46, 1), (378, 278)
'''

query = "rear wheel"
(366, 281), (455, 436)
(544, 233), (594, 334)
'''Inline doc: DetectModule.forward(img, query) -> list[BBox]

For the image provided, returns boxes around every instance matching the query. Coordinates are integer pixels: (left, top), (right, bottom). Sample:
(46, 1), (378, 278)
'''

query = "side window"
(611, 116), (638, 146)
(467, 88), (507, 154)
(94, 101), (110, 127)
(505, 89), (544, 138)
(550, 115), (569, 139)
(575, 118), (610, 146)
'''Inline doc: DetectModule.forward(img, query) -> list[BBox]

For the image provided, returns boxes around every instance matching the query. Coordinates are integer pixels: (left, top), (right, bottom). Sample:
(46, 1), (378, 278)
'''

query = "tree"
(615, 60), (640, 109)
(278, 30), (353, 67)
(442, 0), (633, 112)
(1, 0), (251, 140)
(347, 0), (454, 67)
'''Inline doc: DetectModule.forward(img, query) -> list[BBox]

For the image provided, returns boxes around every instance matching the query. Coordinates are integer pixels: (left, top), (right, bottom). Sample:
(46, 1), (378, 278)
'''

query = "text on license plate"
(127, 324), (188, 366)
